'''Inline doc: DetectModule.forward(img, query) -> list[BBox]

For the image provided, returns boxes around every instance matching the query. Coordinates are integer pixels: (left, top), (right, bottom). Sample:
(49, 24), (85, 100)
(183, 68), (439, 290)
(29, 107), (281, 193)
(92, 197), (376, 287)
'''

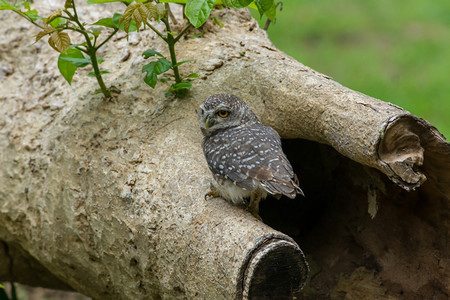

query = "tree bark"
(0, 2), (449, 299)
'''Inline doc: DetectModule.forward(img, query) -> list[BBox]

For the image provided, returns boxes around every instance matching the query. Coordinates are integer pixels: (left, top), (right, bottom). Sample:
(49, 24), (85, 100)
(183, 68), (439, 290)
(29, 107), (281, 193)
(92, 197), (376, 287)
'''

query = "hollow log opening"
(259, 139), (449, 299)
(239, 238), (309, 300)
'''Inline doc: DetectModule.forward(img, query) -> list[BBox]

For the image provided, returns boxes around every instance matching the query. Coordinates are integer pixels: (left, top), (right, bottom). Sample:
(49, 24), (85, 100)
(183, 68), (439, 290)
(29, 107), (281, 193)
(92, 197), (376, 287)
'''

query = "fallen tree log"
(0, 2), (449, 299)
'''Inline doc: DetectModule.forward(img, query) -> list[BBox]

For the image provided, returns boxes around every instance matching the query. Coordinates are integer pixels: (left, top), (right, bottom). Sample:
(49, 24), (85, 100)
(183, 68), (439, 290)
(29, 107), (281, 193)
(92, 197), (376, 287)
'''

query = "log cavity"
(259, 139), (449, 299)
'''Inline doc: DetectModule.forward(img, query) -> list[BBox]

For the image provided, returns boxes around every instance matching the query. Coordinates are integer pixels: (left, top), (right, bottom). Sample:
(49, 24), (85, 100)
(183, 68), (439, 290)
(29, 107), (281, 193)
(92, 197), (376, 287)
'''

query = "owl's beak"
(205, 116), (212, 130)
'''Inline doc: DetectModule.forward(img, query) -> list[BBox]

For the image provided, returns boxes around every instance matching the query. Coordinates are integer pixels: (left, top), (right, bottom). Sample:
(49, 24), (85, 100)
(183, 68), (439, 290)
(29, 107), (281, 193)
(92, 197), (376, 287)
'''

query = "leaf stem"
(70, 1), (81, 28)
(12, 10), (44, 29)
(174, 23), (192, 43)
(87, 47), (110, 98)
(65, 3), (111, 98)
(93, 34), (99, 48)
(161, 15), (181, 84)
(145, 21), (166, 41)
(166, 3), (178, 25)
(75, 45), (89, 54)
(95, 28), (119, 50)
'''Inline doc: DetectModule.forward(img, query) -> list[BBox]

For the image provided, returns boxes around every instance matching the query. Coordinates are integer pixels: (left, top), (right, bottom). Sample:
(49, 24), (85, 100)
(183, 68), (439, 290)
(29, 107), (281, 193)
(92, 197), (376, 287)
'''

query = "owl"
(198, 94), (304, 220)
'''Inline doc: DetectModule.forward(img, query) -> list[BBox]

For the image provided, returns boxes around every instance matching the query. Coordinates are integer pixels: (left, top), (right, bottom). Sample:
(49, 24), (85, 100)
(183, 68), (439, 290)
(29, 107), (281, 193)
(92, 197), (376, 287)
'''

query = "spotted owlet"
(198, 94), (304, 220)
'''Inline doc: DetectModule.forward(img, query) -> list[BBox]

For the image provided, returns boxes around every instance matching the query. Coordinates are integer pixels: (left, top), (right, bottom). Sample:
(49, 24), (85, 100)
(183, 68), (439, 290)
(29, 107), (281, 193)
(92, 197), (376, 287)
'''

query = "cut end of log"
(377, 114), (448, 191)
(238, 237), (309, 300)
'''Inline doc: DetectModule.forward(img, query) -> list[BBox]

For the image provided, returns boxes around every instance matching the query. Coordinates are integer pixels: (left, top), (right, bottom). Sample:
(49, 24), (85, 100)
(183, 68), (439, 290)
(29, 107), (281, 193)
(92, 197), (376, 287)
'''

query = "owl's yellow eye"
(217, 110), (229, 118)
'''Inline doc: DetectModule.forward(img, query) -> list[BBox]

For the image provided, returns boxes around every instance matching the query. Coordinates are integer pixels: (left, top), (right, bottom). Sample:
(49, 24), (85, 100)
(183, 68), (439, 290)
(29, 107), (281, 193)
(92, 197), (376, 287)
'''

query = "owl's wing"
(202, 130), (257, 191)
(240, 126), (303, 198)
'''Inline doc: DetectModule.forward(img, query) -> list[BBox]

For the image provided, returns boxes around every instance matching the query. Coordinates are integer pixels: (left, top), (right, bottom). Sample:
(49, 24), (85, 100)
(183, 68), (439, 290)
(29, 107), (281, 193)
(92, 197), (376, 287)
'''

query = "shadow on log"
(0, 241), (73, 290)
(0, 3), (449, 300)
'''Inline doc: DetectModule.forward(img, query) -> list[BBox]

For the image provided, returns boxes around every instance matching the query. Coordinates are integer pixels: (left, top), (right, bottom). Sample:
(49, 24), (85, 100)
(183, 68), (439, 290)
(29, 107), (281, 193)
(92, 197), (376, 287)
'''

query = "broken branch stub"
(377, 114), (449, 191)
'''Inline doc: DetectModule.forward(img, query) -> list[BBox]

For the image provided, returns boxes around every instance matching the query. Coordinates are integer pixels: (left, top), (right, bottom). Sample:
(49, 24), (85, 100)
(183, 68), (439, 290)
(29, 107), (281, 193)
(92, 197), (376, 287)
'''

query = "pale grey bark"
(0, 2), (449, 300)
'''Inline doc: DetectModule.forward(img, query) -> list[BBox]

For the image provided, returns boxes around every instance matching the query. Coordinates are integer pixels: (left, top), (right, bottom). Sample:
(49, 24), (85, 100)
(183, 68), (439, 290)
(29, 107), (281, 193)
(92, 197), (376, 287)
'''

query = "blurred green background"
(252, 0), (449, 140)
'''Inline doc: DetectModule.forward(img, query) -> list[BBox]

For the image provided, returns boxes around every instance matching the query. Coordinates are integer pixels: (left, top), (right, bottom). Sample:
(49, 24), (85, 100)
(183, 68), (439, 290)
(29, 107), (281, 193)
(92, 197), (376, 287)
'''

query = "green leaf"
(92, 17), (117, 29)
(144, 73), (158, 88)
(187, 72), (199, 78)
(172, 59), (194, 68)
(170, 81), (193, 90)
(254, 0), (274, 17)
(65, 0), (74, 9)
(167, 81), (193, 97)
(185, 0), (214, 28)
(142, 49), (164, 59)
(90, 27), (103, 37)
(59, 56), (92, 67)
(88, 70), (110, 77)
(221, 0), (252, 8)
(23, 1), (42, 20)
(25, 9), (41, 21)
(142, 58), (172, 75)
(263, 3), (276, 20)
(113, 13), (137, 32)
(0, 0), (17, 10)
(112, 13), (122, 27)
(45, 9), (62, 24)
(49, 17), (65, 28)
(58, 48), (85, 84)
(154, 58), (172, 74)
(142, 58), (172, 88)
(250, 1), (261, 14)
(0, 0), (42, 22)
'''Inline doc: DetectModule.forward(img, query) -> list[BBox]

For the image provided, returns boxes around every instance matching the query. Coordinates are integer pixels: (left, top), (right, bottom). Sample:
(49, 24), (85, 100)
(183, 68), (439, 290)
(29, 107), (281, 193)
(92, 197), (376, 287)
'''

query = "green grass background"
(251, 0), (449, 139)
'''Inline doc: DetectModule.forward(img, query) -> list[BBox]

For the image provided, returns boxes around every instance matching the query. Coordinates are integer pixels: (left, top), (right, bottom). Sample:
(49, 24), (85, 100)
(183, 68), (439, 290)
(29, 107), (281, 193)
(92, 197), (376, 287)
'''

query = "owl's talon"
(205, 184), (220, 200)
(247, 190), (263, 222)
(247, 203), (263, 221)
(249, 210), (263, 222)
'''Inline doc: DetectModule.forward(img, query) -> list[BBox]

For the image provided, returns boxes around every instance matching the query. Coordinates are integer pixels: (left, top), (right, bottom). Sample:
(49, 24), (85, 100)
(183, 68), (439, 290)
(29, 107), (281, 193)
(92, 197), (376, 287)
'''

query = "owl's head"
(198, 94), (259, 136)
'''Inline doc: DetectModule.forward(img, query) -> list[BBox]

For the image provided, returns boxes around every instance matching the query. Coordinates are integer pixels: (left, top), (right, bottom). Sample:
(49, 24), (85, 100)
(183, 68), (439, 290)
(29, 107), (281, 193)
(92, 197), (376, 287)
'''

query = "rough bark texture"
(0, 2), (449, 300)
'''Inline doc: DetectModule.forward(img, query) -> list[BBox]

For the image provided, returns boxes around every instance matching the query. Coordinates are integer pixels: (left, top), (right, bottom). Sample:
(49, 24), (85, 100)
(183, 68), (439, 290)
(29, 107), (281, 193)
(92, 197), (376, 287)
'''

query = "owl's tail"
(261, 174), (304, 199)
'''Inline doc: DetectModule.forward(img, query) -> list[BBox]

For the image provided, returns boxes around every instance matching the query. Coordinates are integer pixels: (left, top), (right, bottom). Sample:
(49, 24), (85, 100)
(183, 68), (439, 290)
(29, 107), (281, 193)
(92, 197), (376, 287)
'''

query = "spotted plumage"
(198, 94), (304, 220)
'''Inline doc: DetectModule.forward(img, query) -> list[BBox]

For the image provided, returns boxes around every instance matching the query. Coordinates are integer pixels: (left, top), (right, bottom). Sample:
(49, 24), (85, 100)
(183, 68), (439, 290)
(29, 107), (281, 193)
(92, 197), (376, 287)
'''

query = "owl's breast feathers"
(202, 123), (304, 199)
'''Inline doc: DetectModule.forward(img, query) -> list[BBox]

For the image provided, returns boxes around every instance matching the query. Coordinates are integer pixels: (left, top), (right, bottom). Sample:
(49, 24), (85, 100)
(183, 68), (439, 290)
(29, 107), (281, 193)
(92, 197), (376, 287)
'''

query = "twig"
(166, 3), (178, 25)
(263, 1), (283, 31)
